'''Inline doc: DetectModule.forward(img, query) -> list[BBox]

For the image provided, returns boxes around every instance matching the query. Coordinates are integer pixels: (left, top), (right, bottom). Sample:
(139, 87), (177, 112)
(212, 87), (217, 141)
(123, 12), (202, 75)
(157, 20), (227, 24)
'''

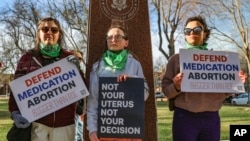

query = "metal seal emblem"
(100, 0), (139, 21)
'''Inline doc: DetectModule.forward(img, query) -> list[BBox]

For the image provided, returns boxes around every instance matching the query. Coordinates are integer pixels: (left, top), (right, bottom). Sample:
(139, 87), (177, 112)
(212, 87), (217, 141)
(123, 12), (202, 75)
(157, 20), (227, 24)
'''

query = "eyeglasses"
(106, 35), (125, 42)
(40, 27), (59, 34)
(184, 26), (203, 35)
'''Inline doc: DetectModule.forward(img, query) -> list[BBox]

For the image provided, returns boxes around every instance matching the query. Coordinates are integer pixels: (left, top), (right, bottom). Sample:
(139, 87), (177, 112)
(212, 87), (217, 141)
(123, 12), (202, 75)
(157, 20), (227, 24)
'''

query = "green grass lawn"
(156, 100), (250, 141)
(0, 98), (12, 141)
(1, 98), (250, 141)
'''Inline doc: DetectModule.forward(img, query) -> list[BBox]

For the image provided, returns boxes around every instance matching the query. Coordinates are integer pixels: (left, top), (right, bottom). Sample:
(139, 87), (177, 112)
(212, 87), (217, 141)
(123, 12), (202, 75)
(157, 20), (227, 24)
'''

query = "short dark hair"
(184, 16), (211, 42)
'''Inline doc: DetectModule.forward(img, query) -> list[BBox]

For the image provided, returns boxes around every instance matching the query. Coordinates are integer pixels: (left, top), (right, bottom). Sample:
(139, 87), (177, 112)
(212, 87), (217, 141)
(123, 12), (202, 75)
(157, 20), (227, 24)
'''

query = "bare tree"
(153, 56), (166, 72)
(0, 0), (41, 73)
(151, 0), (204, 60)
(0, 0), (89, 73)
(207, 0), (249, 61)
(47, 0), (89, 65)
(206, 0), (250, 92)
(209, 1), (249, 51)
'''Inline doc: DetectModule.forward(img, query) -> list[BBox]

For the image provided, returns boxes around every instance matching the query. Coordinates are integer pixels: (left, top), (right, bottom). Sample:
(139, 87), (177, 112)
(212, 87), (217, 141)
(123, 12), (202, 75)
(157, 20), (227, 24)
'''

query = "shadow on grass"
(0, 111), (10, 119)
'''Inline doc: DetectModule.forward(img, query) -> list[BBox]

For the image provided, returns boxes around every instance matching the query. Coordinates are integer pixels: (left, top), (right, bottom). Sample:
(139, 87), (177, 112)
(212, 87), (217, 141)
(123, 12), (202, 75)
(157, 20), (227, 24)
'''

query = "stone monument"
(85, 0), (157, 140)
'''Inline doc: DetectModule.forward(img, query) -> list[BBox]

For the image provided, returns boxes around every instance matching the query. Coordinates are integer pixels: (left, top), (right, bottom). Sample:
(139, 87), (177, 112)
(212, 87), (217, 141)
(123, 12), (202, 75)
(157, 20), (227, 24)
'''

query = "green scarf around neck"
(40, 43), (61, 57)
(186, 43), (208, 50)
(103, 49), (128, 70)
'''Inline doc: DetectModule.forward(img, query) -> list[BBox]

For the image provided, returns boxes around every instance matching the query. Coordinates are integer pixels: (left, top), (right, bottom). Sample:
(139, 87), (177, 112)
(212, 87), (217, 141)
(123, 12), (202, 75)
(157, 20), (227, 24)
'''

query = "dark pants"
(172, 107), (220, 141)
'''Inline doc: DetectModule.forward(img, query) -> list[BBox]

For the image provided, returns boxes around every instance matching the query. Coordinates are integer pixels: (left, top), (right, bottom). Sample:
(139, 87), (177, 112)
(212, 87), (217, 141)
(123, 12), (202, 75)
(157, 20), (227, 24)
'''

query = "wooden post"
(85, 0), (157, 140)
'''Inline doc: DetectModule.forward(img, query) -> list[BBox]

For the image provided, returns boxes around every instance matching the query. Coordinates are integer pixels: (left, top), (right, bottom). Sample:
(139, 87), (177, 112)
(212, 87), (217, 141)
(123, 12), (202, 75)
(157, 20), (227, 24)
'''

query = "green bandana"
(186, 43), (208, 50)
(40, 43), (61, 57)
(103, 50), (128, 70)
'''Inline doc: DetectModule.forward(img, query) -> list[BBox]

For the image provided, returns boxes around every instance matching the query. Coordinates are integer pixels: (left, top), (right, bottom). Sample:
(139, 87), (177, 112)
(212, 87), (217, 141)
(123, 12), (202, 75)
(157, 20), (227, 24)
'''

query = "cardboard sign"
(98, 77), (144, 141)
(10, 57), (89, 122)
(180, 49), (245, 93)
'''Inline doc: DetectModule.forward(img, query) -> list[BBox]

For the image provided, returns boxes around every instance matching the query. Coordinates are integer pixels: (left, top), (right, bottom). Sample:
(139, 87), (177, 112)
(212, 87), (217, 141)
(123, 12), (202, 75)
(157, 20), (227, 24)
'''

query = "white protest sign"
(10, 57), (89, 122)
(180, 49), (245, 93)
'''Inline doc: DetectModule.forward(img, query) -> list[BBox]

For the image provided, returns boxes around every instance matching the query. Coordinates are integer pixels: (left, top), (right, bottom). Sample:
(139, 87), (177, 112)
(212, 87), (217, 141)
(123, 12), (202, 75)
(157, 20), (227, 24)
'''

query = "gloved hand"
(76, 100), (83, 115)
(11, 111), (30, 128)
(67, 55), (80, 68)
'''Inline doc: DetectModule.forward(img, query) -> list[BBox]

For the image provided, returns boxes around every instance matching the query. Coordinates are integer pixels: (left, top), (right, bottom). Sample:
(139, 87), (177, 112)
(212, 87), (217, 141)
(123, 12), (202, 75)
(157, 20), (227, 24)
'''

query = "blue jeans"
(75, 115), (84, 141)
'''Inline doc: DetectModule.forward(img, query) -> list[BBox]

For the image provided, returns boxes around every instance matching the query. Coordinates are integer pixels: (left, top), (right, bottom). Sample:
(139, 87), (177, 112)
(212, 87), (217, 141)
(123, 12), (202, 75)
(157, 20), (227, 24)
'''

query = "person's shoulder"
(60, 49), (74, 57)
(91, 59), (103, 70)
(62, 49), (74, 55)
(172, 53), (180, 57)
(19, 50), (34, 59)
(169, 53), (179, 60)
(166, 53), (180, 65)
(127, 53), (135, 59)
(127, 53), (140, 63)
(92, 61), (99, 68)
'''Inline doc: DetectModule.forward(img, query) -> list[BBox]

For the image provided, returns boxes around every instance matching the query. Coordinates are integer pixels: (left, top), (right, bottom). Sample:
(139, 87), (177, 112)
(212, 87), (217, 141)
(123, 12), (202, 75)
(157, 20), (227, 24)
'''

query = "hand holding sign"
(67, 55), (80, 68)
(173, 73), (183, 91)
(11, 111), (31, 128)
(239, 70), (247, 84)
(117, 74), (129, 82)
